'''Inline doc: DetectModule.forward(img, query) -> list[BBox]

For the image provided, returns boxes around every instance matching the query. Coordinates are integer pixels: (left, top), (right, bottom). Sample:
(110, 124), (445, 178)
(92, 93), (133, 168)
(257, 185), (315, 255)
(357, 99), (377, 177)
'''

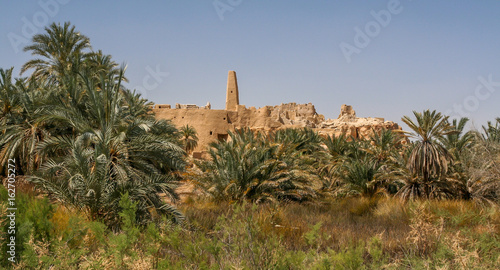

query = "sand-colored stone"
(225, 70), (239, 111)
(153, 71), (402, 156)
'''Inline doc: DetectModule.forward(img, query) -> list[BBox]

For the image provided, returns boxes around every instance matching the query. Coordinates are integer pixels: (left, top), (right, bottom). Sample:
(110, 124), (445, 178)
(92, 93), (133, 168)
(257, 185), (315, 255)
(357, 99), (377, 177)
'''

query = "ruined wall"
(233, 103), (323, 131)
(152, 71), (402, 155)
(153, 102), (401, 154)
(153, 108), (237, 153)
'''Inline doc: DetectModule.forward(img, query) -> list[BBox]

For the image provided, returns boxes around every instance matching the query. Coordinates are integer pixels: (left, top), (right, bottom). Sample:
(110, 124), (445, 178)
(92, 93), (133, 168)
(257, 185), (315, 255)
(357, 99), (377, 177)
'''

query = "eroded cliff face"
(153, 102), (401, 154)
(315, 104), (401, 139)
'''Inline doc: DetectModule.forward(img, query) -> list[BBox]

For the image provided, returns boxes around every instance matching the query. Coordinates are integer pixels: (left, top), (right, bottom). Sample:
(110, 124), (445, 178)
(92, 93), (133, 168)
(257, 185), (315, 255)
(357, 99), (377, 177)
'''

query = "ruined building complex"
(153, 71), (401, 156)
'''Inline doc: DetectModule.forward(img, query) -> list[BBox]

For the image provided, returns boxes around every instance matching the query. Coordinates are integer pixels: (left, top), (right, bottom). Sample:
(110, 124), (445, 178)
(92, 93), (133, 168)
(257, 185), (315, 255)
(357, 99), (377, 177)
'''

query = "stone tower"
(225, 70), (239, 111)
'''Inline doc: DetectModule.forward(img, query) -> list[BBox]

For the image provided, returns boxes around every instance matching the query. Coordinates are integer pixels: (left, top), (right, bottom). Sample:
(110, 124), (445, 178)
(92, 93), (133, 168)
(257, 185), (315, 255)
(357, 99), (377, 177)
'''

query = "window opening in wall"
(217, 133), (228, 142)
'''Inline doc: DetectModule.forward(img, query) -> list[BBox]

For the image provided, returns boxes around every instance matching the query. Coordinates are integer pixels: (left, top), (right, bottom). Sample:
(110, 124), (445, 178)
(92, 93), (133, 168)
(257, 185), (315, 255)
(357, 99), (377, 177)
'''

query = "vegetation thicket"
(0, 22), (499, 269)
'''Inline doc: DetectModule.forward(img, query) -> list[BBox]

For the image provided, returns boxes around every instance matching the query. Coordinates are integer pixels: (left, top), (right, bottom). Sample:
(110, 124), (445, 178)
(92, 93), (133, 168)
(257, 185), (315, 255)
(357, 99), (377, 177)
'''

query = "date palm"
(461, 133), (500, 205)
(400, 110), (454, 198)
(0, 68), (18, 118)
(335, 157), (383, 197)
(21, 22), (91, 84)
(0, 71), (54, 175)
(319, 134), (350, 191)
(180, 125), (198, 154)
(196, 129), (317, 202)
(30, 69), (186, 227)
(83, 50), (128, 83)
(364, 128), (403, 165)
(482, 118), (500, 143)
(273, 128), (323, 155)
(440, 117), (474, 161)
(31, 133), (184, 229)
(323, 134), (350, 161)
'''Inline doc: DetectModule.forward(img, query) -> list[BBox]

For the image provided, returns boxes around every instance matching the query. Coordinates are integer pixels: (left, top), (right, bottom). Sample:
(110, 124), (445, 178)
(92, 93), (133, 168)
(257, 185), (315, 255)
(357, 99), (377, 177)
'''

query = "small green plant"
(330, 241), (366, 270)
(304, 221), (323, 248)
(108, 192), (140, 268)
(367, 235), (384, 265)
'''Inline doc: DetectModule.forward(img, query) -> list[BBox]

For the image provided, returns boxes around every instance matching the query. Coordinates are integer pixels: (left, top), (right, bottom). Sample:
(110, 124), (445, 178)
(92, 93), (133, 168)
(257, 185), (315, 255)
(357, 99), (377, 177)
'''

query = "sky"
(1, 1), (500, 131)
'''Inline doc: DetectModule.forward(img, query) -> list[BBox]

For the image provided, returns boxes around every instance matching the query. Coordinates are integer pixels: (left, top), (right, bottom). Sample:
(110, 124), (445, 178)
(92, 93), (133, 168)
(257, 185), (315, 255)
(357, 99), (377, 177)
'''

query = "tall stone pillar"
(225, 70), (239, 111)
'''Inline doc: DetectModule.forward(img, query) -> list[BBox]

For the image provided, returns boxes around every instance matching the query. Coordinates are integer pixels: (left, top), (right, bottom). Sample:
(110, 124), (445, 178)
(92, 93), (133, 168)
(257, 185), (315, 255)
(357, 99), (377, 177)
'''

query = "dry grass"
(179, 197), (499, 268)
(3, 190), (499, 269)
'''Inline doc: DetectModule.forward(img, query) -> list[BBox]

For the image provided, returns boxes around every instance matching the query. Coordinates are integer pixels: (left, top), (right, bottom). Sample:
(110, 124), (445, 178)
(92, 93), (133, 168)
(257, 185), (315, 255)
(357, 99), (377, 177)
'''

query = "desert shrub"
(0, 186), (54, 266)
(0, 188), (498, 269)
(328, 241), (366, 270)
(107, 192), (141, 268)
(406, 203), (444, 257)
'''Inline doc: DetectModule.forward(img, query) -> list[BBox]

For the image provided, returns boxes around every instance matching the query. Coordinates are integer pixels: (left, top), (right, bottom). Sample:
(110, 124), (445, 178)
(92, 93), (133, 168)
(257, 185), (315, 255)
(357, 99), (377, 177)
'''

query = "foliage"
(482, 117), (500, 143)
(336, 157), (383, 197)
(195, 128), (318, 202)
(180, 124), (198, 154)
(399, 110), (456, 199)
(1, 22), (186, 229)
(1, 191), (498, 269)
(21, 22), (91, 84)
(1, 19), (500, 269)
(29, 70), (185, 227)
(460, 134), (500, 205)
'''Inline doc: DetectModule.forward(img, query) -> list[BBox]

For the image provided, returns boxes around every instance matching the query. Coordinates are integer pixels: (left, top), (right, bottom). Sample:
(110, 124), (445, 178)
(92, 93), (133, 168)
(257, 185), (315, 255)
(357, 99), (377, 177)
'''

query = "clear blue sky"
(2, 1), (500, 130)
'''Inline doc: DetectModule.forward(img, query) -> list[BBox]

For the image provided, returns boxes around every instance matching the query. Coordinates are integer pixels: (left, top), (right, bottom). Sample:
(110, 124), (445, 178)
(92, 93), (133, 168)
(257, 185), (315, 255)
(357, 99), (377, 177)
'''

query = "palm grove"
(1, 22), (500, 231)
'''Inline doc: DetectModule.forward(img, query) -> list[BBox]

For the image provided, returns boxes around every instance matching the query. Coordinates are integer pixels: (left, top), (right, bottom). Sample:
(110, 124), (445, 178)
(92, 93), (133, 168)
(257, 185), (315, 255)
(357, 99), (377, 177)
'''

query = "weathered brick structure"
(153, 71), (401, 156)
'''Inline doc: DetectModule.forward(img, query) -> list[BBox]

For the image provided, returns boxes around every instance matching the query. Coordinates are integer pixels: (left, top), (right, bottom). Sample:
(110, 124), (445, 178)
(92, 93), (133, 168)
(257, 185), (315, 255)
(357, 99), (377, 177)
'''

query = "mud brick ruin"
(153, 71), (401, 157)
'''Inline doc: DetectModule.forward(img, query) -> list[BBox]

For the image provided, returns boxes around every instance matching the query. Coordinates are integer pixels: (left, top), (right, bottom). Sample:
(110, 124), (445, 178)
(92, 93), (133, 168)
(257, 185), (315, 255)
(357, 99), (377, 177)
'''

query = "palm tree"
(0, 71), (53, 175)
(21, 22), (91, 84)
(30, 68), (186, 227)
(31, 133), (184, 229)
(440, 117), (474, 161)
(399, 110), (454, 199)
(196, 129), (317, 202)
(460, 132), (500, 205)
(180, 125), (198, 154)
(322, 133), (350, 162)
(3, 23), (187, 228)
(319, 134), (349, 191)
(482, 118), (500, 143)
(336, 157), (383, 197)
(83, 50), (128, 83)
(364, 128), (403, 166)
(0, 68), (18, 118)
(273, 128), (323, 155)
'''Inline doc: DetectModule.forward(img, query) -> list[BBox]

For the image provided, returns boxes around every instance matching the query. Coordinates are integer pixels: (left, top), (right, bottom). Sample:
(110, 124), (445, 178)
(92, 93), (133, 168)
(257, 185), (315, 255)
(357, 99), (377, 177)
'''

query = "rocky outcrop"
(316, 104), (400, 138)
(237, 102), (401, 139)
(337, 104), (356, 122)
